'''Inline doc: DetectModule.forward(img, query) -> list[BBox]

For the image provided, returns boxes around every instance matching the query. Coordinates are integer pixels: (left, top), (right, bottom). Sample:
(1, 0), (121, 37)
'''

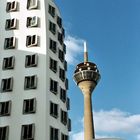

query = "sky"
(55, 0), (140, 140)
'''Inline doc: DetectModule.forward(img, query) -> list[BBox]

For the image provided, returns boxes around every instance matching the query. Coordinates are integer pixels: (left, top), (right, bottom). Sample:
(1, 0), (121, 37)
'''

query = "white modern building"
(0, 0), (71, 140)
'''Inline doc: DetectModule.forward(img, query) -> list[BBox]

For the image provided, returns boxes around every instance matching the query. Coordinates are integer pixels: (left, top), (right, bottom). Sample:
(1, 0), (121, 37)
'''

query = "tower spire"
(84, 41), (88, 63)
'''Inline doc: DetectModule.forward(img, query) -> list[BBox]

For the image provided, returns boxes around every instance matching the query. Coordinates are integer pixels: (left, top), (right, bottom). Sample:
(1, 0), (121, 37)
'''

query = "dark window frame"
(23, 98), (36, 114)
(50, 79), (58, 94)
(24, 75), (37, 90)
(0, 101), (11, 116)
(4, 37), (16, 49)
(25, 54), (38, 68)
(0, 126), (9, 140)
(21, 124), (35, 140)
(50, 127), (59, 140)
(1, 77), (13, 92)
(48, 5), (55, 17)
(50, 58), (57, 73)
(50, 102), (58, 118)
(3, 56), (15, 70)
(6, 1), (18, 12)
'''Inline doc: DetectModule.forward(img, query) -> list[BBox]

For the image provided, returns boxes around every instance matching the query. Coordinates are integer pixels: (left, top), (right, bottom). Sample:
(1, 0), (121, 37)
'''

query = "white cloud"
(94, 109), (140, 133)
(71, 131), (84, 140)
(71, 109), (140, 140)
(64, 35), (84, 65)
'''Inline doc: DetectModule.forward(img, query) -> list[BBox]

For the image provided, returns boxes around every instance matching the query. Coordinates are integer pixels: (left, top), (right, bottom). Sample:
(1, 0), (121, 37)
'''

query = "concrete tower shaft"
(73, 42), (100, 140)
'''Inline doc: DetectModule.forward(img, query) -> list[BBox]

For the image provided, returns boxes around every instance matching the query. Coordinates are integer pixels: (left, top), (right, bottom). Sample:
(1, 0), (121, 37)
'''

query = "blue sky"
(55, 0), (140, 139)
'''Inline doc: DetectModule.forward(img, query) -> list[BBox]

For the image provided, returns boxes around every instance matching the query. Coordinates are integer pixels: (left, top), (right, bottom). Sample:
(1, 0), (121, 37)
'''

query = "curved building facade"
(0, 0), (71, 140)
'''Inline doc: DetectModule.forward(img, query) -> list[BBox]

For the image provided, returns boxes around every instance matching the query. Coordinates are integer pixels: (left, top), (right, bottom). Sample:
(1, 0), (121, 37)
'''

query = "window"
(4, 37), (16, 49)
(50, 79), (58, 94)
(61, 110), (67, 125)
(50, 102), (58, 118)
(3, 56), (15, 70)
(21, 124), (35, 140)
(59, 68), (65, 81)
(23, 98), (36, 114)
(26, 35), (38, 47)
(66, 98), (70, 110)
(58, 32), (63, 45)
(67, 118), (71, 131)
(64, 61), (67, 71)
(6, 1), (18, 12)
(0, 101), (11, 116)
(61, 133), (69, 140)
(5, 18), (17, 30)
(50, 127), (59, 140)
(65, 78), (69, 90)
(62, 28), (65, 37)
(25, 54), (38, 68)
(1, 77), (13, 92)
(60, 88), (66, 103)
(49, 39), (57, 53)
(24, 75), (37, 90)
(27, 16), (39, 27)
(59, 49), (64, 62)
(27, 0), (38, 10)
(50, 58), (57, 72)
(49, 21), (56, 35)
(57, 16), (62, 28)
(0, 126), (9, 140)
(48, 5), (55, 17)
(63, 44), (66, 54)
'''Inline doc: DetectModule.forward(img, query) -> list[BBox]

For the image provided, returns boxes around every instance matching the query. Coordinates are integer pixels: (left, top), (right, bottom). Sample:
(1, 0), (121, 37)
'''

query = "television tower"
(73, 42), (101, 140)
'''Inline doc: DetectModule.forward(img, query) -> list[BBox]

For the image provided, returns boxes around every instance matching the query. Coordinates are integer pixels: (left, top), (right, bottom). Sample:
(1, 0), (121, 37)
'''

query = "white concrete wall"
(0, 0), (69, 139)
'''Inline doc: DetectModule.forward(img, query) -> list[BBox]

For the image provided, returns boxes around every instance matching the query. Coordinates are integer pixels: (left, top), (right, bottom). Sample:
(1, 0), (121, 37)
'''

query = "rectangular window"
(59, 68), (65, 81)
(60, 87), (66, 103)
(27, 0), (38, 10)
(25, 54), (38, 68)
(64, 61), (67, 71)
(4, 37), (16, 49)
(62, 28), (65, 37)
(57, 16), (62, 28)
(61, 133), (69, 140)
(63, 44), (66, 54)
(50, 58), (57, 72)
(27, 16), (39, 27)
(61, 110), (67, 125)
(49, 21), (56, 35)
(1, 77), (13, 92)
(66, 98), (70, 110)
(48, 5), (55, 17)
(24, 75), (37, 90)
(58, 32), (63, 45)
(67, 118), (71, 131)
(23, 98), (36, 114)
(3, 56), (15, 70)
(5, 18), (17, 30)
(50, 79), (58, 94)
(65, 78), (69, 90)
(49, 39), (57, 53)
(0, 126), (9, 140)
(6, 1), (18, 12)
(21, 124), (35, 140)
(26, 35), (38, 47)
(50, 102), (58, 118)
(0, 101), (11, 116)
(50, 127), (59, 140)
(59, 49), (64, 62)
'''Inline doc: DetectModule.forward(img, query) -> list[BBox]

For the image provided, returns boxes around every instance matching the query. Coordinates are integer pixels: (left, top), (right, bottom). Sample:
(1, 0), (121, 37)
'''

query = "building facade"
(0, 0), (71, 140)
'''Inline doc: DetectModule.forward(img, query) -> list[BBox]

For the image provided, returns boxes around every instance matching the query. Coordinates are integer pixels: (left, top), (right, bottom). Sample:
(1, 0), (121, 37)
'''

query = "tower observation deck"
(73, 42), (101, 140)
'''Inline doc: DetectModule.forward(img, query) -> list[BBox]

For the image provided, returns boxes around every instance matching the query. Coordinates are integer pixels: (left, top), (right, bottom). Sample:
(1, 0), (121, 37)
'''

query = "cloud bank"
(71, 109), (140, 140)
(64, 35), (84, 65)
